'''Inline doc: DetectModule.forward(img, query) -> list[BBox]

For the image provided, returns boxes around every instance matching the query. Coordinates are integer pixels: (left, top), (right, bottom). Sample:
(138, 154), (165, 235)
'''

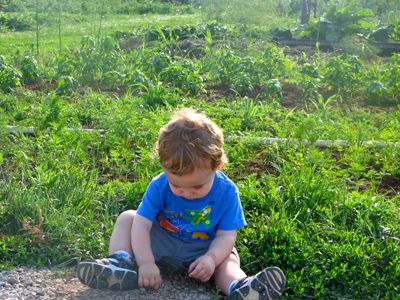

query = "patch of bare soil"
(378, 173), (400, 198)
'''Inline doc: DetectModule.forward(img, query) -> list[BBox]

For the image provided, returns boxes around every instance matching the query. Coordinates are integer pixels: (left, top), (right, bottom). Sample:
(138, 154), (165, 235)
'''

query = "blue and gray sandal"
(228, 266), (286, 300)
(77, 253), (139, 290)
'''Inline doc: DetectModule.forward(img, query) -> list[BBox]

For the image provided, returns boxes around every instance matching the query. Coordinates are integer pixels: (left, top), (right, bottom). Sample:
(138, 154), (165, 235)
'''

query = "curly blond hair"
(156, 108), (227, 174)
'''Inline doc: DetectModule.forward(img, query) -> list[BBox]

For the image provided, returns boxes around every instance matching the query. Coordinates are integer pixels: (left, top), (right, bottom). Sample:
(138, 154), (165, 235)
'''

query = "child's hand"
(138, 262), (162, 289)
(188, 254), (216, 282)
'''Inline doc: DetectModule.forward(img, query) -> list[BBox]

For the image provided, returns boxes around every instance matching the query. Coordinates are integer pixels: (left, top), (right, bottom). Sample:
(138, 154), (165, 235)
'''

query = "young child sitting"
(77, 108), (286, 299)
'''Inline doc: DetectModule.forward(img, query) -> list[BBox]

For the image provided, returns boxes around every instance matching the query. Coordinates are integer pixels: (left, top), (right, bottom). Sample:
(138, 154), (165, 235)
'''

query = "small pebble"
(7, 276), (18, 285)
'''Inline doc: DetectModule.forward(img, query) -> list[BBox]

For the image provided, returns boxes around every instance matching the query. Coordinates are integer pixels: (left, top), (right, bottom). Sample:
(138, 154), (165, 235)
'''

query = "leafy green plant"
(160, 59), (204, 95)
(126, 69), (148, 92)
(56, 76), (78, 95)
(0, 55), (21, 92)
(57, 36), (124, 85)
(37, 92), (65, 129)
(140, 80), (174, 107)
(0, 12), (31, 31)
(259, 46), (291, 79)
(238, 98), (259, 130)
(19, 56), (39, 84)
(366, 81), (389, 104)
(212, 51), (260, 96)
(102, 71), (126, 91)
(262, 79), (283, 100)
(232, 73), (253, 96)
(323, 55), (364, 97)
(294, 2), (375, 43)
(140, 23), (228, 44)
(364, 53), (400, 105)
(298, 61), (322, 101)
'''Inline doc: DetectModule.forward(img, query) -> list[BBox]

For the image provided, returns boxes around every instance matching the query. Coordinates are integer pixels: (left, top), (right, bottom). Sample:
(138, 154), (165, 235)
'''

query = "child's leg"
(109, 209), (136, 255)
(214, 250), (286, 299)
(77, 210), (138, 290)
(214, 251), (246, 295)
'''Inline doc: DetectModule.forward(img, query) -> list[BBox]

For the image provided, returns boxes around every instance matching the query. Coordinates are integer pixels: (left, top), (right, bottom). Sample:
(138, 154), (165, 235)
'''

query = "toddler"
(77, 108), (286, 299)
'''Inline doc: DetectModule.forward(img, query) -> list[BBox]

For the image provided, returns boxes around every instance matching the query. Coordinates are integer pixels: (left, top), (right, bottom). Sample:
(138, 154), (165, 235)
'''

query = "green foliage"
(141, 81), (175, 107)
(263, 79), (283, 99)
(56, 75), (78, 95)
(294, 2), (376, 43)
(232, 143), (400, 299)
(115, 0), (194, 15)
(57, 36), (124, 84)
(0, 11), (31, 31)
(37, 92), (66, 129)
(259, 46), (291, 79)
(18, 56), (39, 84)
(160, 59), (204, 95)
(1, 93), (400, 298)
(207, 46), (290, 97)
(201, 0), (292, 26)
(0, 55), (21, 92)
(148, 52), (172, 74)
(323, 55), (364, 97)
(140, 23), (229, 43)
(1, 2), (400, 298)
(365, 53), (400, 105)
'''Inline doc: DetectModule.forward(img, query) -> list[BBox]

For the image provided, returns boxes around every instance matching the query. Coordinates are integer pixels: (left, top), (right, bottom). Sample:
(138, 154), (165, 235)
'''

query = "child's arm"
(188, 230), (237, 282)
(131, 214), (162, 289)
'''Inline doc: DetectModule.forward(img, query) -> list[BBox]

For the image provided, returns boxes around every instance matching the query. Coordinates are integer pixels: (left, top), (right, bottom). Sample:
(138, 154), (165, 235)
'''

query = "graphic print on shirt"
(157, 215), (179, 233)
(185, 206), (212, 228)
(157, 206), (213, 241)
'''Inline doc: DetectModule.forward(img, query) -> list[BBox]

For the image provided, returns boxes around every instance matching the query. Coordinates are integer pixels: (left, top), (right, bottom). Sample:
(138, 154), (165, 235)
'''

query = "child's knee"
(217, 250), (241, 271)
(115, 210), (136, 227)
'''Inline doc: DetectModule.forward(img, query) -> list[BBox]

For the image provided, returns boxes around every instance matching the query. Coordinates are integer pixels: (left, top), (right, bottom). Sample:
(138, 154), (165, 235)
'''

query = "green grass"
(0, 12), (200, 54)
(1, 92), (399, 298)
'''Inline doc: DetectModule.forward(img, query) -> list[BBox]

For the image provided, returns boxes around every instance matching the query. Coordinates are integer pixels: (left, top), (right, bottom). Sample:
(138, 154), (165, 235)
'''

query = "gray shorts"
(149, 221), (212, 270)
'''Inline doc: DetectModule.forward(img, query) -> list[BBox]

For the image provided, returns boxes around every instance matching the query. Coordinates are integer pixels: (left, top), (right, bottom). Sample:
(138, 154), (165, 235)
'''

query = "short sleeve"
(217, 185), (246, 230)
(137, 179), (163, 221)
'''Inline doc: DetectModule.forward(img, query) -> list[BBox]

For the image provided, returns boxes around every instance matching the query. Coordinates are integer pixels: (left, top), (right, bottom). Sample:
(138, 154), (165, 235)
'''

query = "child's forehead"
(165, 167), (215, 187)
(162, 158), (212, 174)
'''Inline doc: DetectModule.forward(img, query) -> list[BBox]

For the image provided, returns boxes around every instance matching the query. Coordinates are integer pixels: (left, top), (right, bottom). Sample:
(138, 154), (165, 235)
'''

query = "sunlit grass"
(0, 13), (200, 54)
(1, 93), (399, 298)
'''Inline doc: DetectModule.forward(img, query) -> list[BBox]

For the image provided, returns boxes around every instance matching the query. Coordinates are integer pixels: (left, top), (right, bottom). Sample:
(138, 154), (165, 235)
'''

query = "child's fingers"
(138, 272), (162, 289)
(189, 255), (215, 280)
(188, 260), (198, 274)
(190, 267), (212, 282)
(189, 264), (207, 279)
(188, 264), (201, 277)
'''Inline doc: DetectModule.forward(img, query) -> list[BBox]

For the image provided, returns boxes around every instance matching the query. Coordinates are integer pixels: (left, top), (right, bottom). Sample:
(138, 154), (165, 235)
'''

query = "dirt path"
(0, 267), (218, 299)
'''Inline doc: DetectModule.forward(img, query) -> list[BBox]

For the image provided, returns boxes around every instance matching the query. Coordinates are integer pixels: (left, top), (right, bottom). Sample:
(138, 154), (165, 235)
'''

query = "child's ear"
(215, 162), (224, 170)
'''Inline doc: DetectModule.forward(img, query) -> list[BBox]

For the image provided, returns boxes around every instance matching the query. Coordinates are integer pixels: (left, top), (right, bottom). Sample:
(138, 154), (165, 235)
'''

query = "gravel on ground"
(0, 267), (218, 300)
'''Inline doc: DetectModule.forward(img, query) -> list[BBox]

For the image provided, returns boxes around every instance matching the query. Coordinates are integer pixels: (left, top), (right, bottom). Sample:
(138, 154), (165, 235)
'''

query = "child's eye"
(193, 185), (203, 189)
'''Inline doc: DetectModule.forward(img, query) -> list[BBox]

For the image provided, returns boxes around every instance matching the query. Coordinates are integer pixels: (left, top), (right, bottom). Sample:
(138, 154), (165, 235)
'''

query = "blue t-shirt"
(137, 171), (246, 242)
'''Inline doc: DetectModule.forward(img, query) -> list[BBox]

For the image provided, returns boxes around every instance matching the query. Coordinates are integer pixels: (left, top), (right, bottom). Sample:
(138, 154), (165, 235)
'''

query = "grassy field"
(0, 12), (200, 54)
(1, 1), (400, 299)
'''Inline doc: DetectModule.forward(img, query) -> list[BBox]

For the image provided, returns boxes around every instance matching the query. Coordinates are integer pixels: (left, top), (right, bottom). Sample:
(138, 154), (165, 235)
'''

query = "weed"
(323, 55), (365, 98)
(56, 76), (77, 95)
(18, 56), (39, 84)
(0, 55), (21, 92)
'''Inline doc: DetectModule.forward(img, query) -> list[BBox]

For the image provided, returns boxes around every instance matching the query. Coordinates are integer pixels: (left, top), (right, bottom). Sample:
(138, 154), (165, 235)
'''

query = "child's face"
(164, 166), (216, 200)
